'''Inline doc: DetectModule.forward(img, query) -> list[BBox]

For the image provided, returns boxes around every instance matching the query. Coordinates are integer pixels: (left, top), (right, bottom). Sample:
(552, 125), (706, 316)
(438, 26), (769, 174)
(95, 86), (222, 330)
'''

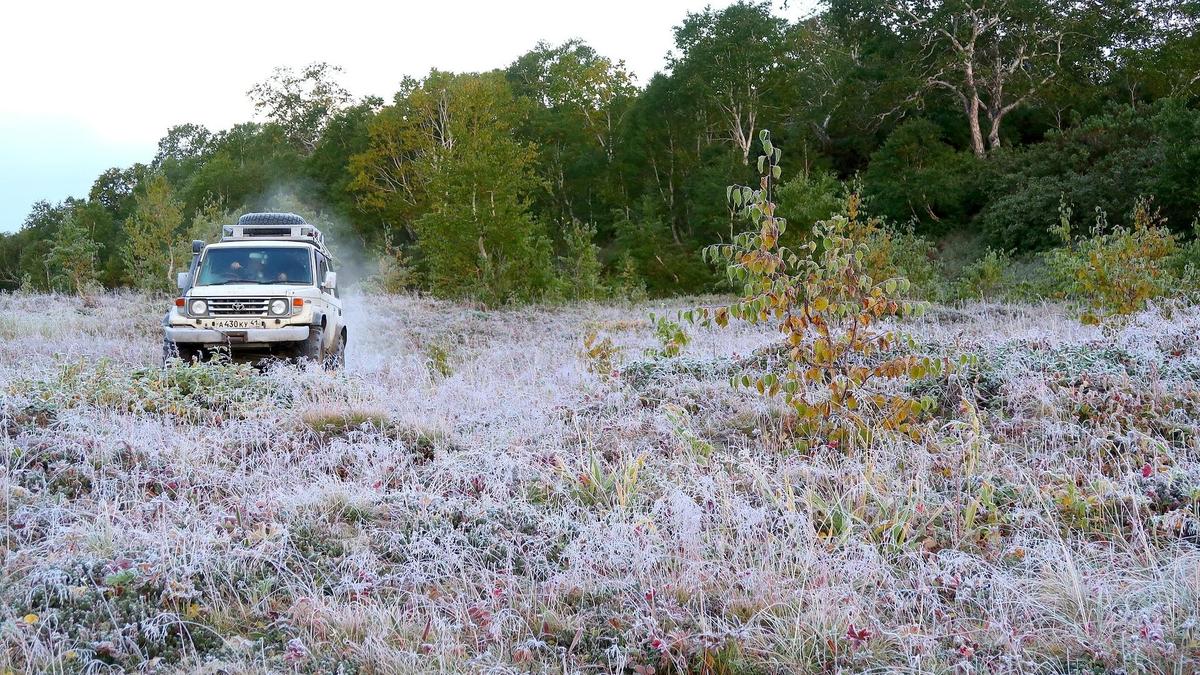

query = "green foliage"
(44, 213), (101, 296)
(612, 198), (713, 296)
(857, 219), (943, 300)
(612, 252), (648, 301)
(775, 169), (844, 245)
(122, 173), (184, 292)
(557, 220), (605, 300)
(6, 4), (1200, 300)
(957, 249), (1011, 301)
(353, 71), (552, 304)
(701, 131), (947, 448)
(977, 102), (1200, 252)
(864, 119), (980, 233)
(1047, 197), (1179, 322)
(247, 62), (352, 153)
(646, 313), (690, 359)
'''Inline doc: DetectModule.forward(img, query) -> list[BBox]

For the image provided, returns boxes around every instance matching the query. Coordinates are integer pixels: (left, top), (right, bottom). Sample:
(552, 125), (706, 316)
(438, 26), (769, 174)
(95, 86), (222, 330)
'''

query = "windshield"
(195, 247), (313, 286)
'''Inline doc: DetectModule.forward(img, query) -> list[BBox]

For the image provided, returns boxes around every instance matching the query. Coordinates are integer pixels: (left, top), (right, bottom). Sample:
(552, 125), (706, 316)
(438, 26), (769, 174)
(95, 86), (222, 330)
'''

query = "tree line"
(2, 0), (1198, 302)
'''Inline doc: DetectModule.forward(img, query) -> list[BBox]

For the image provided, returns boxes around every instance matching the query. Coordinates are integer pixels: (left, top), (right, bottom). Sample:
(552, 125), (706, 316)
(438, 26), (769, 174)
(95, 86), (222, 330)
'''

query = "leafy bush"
(646, 313), (689, 358)
(1046, 197), (1179, 323)
(361, 232), (417, 294)
(699, 130), (948, 448)
(776, 169), (844, 246)
(858, 219), (944, 301)
(957, 248), (1010, 301)
(556, 220), (605, 300)
(580, 330), (622, 374)
(612, 198), (714, 296)
(976, 102), (1200, 252)
(864, 119), (980, 234)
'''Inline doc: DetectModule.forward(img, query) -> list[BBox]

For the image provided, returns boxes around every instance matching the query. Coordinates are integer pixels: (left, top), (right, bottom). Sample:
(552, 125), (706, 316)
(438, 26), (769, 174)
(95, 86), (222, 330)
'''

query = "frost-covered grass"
(2, 292), (1199, 673)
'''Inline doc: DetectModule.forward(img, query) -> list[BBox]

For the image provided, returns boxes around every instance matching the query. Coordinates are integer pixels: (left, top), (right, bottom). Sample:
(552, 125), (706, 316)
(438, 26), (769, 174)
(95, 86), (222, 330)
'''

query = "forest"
(3, 0), (1200, 305)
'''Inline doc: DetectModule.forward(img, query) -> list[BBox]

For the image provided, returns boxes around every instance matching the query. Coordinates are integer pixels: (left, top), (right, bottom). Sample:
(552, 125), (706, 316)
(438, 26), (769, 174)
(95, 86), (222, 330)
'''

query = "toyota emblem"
(232, 302), (244, 311)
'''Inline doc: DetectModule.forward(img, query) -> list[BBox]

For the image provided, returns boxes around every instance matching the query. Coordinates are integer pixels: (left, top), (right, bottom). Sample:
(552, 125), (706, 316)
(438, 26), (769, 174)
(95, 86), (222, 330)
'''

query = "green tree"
(557, 220), (604, 300)
(829, 0), (1079, 157)
(45, 213), (101, 295)
(247, 62), (352, 154)
(355, 71), (553, 303)
(122, 173), (184, 291)
(508, 41), (636, 228)
(864, 118), (979, 232)
(670, 1), (790, 165)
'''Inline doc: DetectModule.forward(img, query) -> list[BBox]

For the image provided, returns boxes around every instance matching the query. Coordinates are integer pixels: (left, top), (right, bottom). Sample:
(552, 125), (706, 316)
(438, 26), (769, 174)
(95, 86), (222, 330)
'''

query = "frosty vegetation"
(2, 292), (1199, 672)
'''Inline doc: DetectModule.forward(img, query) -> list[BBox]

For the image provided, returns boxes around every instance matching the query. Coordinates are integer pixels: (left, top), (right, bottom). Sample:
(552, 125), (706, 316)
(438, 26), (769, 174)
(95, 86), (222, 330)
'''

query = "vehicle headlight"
(189, 299), (207, 316)
(270, 298), (288, 315)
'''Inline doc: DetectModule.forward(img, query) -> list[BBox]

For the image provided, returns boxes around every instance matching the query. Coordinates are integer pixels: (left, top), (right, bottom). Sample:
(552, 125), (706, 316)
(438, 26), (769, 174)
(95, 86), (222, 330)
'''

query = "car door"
(316, 251), (342, 346)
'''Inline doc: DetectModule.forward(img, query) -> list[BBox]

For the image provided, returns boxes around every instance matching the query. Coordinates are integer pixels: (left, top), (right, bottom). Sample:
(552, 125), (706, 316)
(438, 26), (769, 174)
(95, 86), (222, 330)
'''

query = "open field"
(2, 292), (1199, 673)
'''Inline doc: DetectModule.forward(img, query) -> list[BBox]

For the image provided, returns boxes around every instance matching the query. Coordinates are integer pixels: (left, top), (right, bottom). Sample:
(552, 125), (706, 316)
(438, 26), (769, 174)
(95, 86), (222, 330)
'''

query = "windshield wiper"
(203, 279), (276, 285)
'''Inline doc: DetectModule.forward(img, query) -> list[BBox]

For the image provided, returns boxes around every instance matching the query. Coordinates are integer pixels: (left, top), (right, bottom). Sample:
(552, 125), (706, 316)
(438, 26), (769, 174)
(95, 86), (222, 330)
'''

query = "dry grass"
(1, 292), (1198, 673)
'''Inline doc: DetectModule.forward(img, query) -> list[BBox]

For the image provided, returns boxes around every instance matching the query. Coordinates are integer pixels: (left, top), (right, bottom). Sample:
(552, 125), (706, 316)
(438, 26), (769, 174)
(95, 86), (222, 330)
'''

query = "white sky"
(0, 0), (812, 232)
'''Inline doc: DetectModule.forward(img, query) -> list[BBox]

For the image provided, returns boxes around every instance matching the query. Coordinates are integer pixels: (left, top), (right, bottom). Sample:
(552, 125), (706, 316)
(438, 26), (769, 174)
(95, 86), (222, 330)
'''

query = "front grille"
(207, 297), (272, 317)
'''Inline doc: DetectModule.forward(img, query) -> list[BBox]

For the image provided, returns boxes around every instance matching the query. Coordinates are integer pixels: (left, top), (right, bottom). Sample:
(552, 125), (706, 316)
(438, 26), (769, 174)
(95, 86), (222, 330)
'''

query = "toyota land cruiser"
(163, 212), (346, 367)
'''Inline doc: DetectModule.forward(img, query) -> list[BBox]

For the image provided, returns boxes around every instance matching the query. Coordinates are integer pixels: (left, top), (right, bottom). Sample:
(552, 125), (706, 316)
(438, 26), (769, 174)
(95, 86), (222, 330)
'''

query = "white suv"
(163, 213), (346, 367)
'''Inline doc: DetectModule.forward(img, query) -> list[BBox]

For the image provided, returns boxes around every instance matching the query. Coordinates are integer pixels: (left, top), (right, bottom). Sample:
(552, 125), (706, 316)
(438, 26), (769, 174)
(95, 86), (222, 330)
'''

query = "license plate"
(209, 319), (264, 329)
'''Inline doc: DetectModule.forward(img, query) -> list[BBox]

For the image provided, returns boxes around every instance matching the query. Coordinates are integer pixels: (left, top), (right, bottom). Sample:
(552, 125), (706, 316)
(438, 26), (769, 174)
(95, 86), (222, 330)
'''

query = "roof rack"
(220, 213), (328, 253)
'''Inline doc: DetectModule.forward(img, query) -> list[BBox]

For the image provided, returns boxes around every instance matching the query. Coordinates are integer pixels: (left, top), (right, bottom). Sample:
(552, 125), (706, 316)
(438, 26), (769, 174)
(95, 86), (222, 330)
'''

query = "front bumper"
(165, 325), (310, 344)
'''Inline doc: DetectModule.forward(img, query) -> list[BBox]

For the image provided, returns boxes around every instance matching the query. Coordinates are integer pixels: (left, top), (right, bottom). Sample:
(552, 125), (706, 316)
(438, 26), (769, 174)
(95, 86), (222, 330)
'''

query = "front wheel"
(298, 325), (325, 364)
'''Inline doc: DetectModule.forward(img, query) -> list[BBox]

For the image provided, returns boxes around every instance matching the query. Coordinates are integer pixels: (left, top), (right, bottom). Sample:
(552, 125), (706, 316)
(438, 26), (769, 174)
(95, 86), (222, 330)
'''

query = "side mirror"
(192, 240), (205, 254)
(176, 272), (190, 290)
(322, 271), (337, 291)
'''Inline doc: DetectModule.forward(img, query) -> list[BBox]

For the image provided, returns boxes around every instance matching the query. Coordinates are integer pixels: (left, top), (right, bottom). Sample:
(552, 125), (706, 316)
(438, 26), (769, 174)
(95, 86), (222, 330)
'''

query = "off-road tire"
(162, 337), (201, 366)
(299, 325), (325, 364)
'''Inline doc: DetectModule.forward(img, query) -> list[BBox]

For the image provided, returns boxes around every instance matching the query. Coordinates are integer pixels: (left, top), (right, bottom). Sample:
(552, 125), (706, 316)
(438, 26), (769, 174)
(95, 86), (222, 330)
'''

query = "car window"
(196, 247), (314, 286)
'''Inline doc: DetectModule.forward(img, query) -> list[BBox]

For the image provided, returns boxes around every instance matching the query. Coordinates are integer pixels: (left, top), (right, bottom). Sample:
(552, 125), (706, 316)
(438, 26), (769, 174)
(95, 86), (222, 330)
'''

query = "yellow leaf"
(22, 613), (38, 624)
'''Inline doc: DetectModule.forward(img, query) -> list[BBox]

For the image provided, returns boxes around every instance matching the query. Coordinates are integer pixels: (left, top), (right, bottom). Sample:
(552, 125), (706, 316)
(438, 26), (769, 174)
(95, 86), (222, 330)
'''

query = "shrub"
(858, 218), (943, 301)
(580, 330), (622, 374)
(957, 249), (1010, 301)
(776, 169), (844, 246)
(864, 118), (980, 234)
(698, 130), (948, 448)
(975, 102), (1200, 252)
(557, 220), (605, 300)
(362, 232), (417, 294)
(1046, 196), (1179, 323)
(646, 313), (689, 358)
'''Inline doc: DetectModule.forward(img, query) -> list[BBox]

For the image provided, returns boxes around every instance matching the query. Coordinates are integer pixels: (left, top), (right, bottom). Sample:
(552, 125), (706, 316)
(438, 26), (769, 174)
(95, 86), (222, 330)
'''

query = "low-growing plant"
(646, 313), (689, 358)
(1047, 196), (1179, 323)
(580, 330), (622, 375)
(8, 357), (283, 422)
(425, 342), (453, 378)
(698, 130), (950, 448)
